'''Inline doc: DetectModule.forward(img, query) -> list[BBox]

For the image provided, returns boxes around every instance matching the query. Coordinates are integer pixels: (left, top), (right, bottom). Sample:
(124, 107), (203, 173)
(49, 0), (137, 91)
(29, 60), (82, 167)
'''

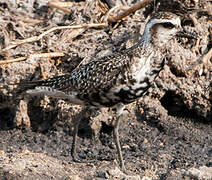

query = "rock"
(105, 167), (140, 180)
(108, 167), (124, 178)
(122, 175), (141, 180)
(0, 150), (5, 155)
(184, 166), (212, 180)
(97, 170), (110, 179)
(141, 177), (152, 180)
(64, 175), (83, 180)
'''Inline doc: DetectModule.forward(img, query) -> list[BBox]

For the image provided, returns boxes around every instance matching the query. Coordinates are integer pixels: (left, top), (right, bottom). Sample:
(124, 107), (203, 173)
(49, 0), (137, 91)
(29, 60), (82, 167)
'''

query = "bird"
(17, 12), (195, 173)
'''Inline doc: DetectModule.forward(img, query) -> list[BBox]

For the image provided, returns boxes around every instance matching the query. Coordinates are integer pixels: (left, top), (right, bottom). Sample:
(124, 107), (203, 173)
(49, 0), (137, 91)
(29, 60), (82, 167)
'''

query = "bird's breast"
(110, 51), (164, 104)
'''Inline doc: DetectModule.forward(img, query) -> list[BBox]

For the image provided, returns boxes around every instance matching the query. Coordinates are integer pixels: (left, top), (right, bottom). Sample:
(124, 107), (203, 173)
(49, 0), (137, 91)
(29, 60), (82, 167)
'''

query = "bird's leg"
(113, 116), (125, 170)
(112, 103), (128, 173)
(71, 107), (96, 163)
(71, 116), (81, 162)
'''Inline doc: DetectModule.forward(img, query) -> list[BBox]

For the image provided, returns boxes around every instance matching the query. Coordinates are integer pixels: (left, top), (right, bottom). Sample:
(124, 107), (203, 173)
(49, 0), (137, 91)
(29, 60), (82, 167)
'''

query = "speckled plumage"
(26, 44), (164, 107)
(21, 12), (190, 172)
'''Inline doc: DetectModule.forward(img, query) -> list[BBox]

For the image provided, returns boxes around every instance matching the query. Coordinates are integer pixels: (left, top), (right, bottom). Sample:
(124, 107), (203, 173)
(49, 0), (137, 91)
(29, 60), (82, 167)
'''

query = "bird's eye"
(161, 22), (175, 29)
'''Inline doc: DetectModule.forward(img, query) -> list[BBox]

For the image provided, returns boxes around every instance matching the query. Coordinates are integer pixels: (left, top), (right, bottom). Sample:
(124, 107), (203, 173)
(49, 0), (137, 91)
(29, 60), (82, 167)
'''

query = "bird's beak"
(176, 27), (197, 39)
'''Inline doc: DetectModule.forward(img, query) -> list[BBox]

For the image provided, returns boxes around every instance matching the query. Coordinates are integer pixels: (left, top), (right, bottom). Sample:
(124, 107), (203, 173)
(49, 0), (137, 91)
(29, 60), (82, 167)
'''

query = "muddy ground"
(0, 0), (212, 179)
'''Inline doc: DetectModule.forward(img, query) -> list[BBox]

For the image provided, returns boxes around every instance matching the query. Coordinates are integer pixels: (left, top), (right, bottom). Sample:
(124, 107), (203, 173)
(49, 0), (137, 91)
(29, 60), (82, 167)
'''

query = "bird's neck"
(130, 30), (168, 84)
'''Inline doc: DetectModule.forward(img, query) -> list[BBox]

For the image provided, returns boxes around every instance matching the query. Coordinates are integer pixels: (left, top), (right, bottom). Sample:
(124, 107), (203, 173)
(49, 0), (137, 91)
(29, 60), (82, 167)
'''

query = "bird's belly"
(76, 81), (150, 107)
(112, 81), (150, 104)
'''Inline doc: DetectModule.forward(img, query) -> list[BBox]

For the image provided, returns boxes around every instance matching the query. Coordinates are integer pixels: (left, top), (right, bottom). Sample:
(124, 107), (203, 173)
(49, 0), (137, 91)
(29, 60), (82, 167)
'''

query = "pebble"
(184, 166), (212, 180)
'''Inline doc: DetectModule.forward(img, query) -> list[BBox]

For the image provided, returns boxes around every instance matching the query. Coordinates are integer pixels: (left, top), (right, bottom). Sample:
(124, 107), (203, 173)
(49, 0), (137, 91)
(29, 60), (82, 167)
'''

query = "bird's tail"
(8, 80), (46, 91)
(7, 76), (72, 100)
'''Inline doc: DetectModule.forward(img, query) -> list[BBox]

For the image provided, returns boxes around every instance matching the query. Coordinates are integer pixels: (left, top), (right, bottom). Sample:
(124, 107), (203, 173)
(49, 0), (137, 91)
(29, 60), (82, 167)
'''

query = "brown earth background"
(0, 0), (212, 179)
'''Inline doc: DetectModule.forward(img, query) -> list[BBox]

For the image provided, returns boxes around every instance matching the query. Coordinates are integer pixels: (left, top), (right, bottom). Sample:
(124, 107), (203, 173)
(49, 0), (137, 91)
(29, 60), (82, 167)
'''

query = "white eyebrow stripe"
(149, 18), (181, 27)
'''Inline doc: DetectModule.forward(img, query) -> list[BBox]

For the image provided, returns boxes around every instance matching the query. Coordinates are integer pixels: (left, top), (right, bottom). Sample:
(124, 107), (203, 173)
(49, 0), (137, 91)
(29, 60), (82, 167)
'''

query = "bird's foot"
(120, 165), (131, 175)
(72, 154), (95, 164)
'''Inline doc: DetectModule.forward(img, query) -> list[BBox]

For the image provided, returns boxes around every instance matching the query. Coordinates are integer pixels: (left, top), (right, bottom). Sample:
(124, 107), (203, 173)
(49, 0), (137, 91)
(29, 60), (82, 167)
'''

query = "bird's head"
(142, 12), (195, 45)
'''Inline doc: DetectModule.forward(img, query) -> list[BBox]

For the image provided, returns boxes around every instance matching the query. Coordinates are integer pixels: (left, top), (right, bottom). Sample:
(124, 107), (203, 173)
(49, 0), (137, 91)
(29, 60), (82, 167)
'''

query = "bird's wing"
(18, 51), (132, 95)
